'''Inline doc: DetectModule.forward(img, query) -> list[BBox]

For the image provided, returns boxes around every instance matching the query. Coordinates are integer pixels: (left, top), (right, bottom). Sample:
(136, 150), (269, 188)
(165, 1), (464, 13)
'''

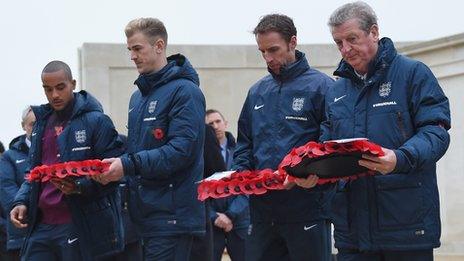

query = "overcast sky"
(0, 0), (462, 145)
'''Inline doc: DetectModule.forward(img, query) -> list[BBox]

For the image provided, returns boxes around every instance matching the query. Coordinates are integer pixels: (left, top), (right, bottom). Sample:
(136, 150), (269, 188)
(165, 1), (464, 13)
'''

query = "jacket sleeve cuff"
(121, 154), (136, 176)
(11, 201), (27, 211)
(224, 210), (237, 222)
(75, 178), (93, 196)
(210, 212), (219, 223)
(393, 149), (412, 174)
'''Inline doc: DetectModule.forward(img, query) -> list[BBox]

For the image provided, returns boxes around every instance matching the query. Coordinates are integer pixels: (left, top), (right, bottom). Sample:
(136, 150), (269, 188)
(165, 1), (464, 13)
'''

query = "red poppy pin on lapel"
(153, 128), (164, 140)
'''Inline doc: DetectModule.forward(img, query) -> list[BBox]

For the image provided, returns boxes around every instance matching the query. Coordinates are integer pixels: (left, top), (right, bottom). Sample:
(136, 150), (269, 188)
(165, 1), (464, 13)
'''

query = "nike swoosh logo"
(31, 132), (37, 136)
(15, 159), (26, 164)
(67, 238), (78, 244)
(304, 224), (317, 231)
(334, 95), (347, 103)
(254, 104), (264, 110)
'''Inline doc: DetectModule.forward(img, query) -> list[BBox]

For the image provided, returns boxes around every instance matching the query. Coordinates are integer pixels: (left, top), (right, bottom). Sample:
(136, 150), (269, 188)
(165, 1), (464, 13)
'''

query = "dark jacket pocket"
(131, 179), (176, 219)
(375, 175), (424, 230)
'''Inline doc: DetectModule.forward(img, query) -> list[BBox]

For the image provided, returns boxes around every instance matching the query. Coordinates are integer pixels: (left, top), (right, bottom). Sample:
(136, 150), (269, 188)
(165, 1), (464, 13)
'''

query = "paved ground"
(220, 253), (464, 260)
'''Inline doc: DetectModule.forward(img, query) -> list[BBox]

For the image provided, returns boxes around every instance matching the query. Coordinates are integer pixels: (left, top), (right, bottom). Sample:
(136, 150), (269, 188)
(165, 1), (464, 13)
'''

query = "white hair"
(328, 1), (378, 32)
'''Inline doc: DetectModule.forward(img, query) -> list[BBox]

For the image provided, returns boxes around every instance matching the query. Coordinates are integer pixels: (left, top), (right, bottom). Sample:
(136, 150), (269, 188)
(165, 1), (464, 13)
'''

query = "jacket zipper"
(397, 112), (408, 141)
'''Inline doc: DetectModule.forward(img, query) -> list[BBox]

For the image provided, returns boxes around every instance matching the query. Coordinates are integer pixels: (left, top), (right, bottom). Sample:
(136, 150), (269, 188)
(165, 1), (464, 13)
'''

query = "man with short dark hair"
(299, 2), (451, 261)
(206, 109), (249, 261)
(95, 18), (206, 260)
(10, 60), (124, 261)
(233, 13), (334, 261)
(0, 106), (35, 261)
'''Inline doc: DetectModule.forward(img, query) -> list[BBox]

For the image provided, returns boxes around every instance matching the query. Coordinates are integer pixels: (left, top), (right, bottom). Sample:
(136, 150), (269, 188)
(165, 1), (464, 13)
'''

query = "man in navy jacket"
(233, 14), (334, 261)
(0, 106), (35, 260)
(95, 18), (206, 260)
(10, 61), (124, 261)
(206, 109), (249, 261)
(296, 2), (451, 261)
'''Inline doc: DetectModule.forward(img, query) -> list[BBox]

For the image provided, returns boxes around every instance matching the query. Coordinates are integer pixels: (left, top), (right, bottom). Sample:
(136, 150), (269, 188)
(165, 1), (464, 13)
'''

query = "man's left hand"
(358, 147), (397, 175)
(50, 177), (78, 195)
(92, 158), (124, 185)
(294, 175), (319, 189)
(282, 174), (296, 190)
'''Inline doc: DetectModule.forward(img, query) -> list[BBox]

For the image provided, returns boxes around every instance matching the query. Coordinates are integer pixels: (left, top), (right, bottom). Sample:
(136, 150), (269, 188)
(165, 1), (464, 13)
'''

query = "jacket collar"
(9, 134), (29, 153)
(334, 37), (397, 84)
(134, 54), (200, 96)
(32, 90), (102, 122)
(269, 50), (310, 82)
(225, 131), (236, 149)
(135, 60), (175, 96)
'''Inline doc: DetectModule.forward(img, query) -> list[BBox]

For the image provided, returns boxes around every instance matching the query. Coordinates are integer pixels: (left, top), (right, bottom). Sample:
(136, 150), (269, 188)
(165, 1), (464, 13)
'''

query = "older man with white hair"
(296, 2), (451, 261)
(0, 106), (35, 260)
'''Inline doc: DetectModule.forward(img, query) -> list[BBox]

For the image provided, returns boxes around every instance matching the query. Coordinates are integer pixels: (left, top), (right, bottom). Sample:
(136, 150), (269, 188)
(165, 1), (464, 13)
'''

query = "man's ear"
(71, 79), (76, 90)
(155, 38), (166, 54)
(289, 35), (297, 50)
(370, 24), (379, 42)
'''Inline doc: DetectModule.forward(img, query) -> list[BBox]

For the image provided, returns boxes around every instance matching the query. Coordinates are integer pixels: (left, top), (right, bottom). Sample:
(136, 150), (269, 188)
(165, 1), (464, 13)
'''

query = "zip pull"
(396, 112), (408, 141)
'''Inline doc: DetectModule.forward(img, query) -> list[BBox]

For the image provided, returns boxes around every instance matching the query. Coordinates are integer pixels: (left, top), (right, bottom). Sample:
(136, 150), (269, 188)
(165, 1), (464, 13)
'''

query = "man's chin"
(270, 68), (280, 75)
(51, 104), (65, 111)
(347, 60), (366, 73)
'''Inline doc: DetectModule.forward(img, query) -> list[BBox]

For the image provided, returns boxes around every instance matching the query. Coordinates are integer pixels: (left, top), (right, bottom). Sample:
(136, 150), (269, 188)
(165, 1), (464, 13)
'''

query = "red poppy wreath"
(26, 159), (110, 182)
(198, 138), (384, 201)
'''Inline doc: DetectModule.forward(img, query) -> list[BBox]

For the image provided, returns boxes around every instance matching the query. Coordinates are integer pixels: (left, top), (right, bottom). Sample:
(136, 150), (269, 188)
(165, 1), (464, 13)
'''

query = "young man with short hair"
(10, 61), (124, 261)
(95, 18), (206, 260)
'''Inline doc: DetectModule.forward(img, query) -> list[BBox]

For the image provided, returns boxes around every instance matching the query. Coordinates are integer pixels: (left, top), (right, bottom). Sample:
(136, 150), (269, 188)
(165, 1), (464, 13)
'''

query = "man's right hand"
(92, 157), (124, 185)
(214, 212), (233, 232)
(10, 205), (28, 228)
(294, 175), (319, 189)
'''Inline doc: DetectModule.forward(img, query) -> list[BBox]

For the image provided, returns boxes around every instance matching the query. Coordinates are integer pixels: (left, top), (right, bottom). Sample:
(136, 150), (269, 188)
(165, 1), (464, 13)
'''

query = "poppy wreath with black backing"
(197, 139), (384, 201)
(279, 139), (384, 184)
(26, 159), (110, 182)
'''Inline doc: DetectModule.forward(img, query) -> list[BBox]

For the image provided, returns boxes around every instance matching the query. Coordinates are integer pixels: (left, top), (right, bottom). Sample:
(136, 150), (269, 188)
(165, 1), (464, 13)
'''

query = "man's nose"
(341, 41), (352, 54)
(52, 89), (60, 99)
(130, 51), (137, 61)
(263, 52), (273, 63)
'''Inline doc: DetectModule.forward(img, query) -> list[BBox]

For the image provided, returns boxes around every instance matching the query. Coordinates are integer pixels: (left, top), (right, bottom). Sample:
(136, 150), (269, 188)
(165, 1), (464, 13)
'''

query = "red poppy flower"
(27, 160), (111, 182)
(153, 128), (164, 140)
(196, 139), (385, 201)
(252, 181), (267, 195)
(198, 182), (214, 201)
(238, 180), (255, 195)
